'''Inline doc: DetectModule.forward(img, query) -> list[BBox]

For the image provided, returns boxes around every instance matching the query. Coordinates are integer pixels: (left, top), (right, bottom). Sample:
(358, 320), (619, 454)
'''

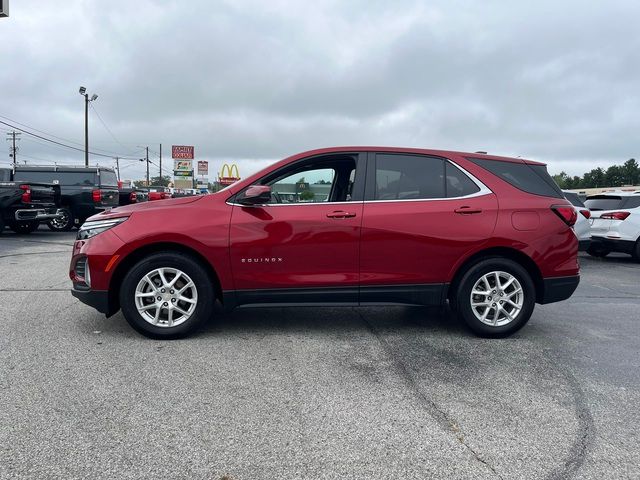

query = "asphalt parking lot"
(1, 229), (639, 480)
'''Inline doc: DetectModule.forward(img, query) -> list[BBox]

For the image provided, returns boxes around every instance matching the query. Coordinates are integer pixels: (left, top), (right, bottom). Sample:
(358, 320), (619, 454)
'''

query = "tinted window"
(14, 170), (96, 186)
(584, 196), (624, 211)
(563, 191), (585, 208)
(99, 170), (118, 186)
(622, 196), (640, 209)
(467, 158), (563, 199)
(445, 162), (480, 197)
(375, 154), (444, 200)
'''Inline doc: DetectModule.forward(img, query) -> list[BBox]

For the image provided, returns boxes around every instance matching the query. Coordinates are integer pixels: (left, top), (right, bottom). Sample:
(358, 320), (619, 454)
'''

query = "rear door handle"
(454, 206), (483, 215)
(327, 210), (356, 219)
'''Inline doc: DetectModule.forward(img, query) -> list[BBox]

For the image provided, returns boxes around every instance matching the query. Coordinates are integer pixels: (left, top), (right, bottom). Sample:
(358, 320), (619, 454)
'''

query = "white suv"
(585, 192), (640, 260)
(563, 190), (591, 251)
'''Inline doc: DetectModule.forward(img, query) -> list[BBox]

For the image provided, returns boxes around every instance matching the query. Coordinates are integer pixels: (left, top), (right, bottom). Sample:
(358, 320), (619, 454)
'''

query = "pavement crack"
(0, 250), (69, 259)
(355, 309), (504, 479)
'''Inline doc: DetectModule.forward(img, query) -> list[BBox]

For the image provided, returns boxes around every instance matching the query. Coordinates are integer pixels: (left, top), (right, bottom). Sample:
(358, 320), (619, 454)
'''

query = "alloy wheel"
(134, 267), (198, 328)
(470, 271), (524, 327)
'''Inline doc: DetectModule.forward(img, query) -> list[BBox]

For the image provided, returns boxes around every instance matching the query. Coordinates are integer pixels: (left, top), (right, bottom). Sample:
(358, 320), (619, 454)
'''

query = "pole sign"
(171, 145), (194, 159)
(197, 161), (208, 175)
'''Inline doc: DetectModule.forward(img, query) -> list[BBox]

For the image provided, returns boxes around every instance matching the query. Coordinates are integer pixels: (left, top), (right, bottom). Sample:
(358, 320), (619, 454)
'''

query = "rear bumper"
(71, 288), (113, 316)
(539, 275), (580, 304)
(590, 236), (636, 254)
(15, 207), (62, 221)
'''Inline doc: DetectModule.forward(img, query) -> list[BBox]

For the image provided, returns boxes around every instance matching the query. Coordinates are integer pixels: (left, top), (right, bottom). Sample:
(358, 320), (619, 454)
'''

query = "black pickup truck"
(0, 169), (61, 234)
(12, 166), (119, 231)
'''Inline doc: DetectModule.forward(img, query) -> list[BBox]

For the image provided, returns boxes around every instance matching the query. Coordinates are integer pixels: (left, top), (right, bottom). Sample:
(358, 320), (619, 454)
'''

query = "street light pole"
(79, 86), (98, 167)
(84, 93), (89, 166)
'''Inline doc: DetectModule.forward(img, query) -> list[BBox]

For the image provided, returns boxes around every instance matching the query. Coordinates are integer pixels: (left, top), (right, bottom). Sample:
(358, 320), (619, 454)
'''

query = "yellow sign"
(219, 163), (240, 185)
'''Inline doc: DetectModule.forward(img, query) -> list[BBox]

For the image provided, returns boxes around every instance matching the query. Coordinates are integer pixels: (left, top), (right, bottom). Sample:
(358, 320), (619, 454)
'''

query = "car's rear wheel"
(47, 207), (74, 231)
(455, 258), (535, 337)
(9, 220), (39, 234)
(120, 252), (214, 339)
(586, 245), (610, 258)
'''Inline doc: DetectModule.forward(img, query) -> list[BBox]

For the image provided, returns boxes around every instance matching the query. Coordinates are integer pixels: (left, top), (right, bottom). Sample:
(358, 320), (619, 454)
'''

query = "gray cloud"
(1, 0), (638, 180)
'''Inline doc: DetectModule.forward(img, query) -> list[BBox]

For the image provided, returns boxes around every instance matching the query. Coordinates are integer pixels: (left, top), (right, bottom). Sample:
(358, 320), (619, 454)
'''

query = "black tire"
(586, 245), (610, 258)
(119, 252), (215, 339)
(455, 257), (536, 337)
(9, 220), (39, 234)
(47, 207), (74, 231)
(632, 239), (640, 262)
(0, 215), (5, 234)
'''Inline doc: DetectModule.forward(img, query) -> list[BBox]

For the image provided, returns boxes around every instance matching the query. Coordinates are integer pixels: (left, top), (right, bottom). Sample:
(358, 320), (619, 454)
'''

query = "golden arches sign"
(218, 163), (241, 185)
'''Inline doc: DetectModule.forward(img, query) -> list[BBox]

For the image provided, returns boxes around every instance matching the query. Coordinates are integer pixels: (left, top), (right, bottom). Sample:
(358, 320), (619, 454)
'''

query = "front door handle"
(327, 210), (356, 219)
(454, 206), (483, 215)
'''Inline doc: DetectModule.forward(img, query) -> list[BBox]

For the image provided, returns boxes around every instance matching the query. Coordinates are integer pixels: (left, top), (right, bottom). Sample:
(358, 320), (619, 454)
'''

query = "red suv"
(70, 147), (579, 338)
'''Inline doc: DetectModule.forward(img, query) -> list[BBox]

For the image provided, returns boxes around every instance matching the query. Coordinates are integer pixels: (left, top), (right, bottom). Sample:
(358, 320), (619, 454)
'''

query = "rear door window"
(584, 196), (625, 211)
(467, 158), (563, 199)
(375, 154), (445, 200)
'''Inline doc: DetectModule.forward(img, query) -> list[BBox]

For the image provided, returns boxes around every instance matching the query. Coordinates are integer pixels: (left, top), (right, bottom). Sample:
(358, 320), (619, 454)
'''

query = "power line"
(89, 103), (142, 157)
(0, 119), (141, 160)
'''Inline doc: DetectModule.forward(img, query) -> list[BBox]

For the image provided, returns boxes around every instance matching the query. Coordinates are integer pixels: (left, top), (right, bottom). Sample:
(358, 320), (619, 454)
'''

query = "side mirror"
(237, 185), (271, 206)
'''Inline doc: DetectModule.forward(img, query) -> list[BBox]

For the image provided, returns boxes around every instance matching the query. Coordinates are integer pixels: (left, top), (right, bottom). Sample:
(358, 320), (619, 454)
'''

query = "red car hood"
(88, 195), (203, 221)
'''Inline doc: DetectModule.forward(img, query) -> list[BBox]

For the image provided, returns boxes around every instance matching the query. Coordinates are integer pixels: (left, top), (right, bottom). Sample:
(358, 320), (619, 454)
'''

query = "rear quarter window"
(467, 158), (563, 199)
(622, 196), (640, 209)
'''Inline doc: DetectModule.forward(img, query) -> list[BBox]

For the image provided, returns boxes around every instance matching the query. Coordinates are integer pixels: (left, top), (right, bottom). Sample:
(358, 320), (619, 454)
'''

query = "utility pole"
(159, 143), (162, 181)
(146, 146), (150, 186)
(115, 157), (120, 180)
(6, 131), (20, 169)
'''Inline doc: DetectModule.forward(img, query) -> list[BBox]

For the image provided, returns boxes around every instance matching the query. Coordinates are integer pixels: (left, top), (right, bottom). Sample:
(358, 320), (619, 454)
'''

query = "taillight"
(600, 211), (631, 221)
(579, 209), (591, 219)
(92, 189), (102, 203)
(20, 184), (31, 203)
(129, 191), (137, 203)
(551, 205), (577, 226)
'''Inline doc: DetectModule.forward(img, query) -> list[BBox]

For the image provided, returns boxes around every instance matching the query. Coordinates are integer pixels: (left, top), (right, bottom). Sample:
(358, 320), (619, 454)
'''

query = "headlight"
(77, 217), (128, 240)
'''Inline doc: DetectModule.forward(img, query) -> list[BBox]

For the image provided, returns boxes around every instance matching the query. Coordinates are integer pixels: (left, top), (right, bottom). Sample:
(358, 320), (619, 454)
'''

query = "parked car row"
(560, 188), (640, 261)
(0, 165), (201, 235)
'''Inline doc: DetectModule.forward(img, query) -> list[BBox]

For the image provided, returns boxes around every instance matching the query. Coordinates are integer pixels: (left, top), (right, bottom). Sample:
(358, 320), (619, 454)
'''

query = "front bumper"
(539, 275), (580, 304)
(71, 288), (112, 316)
(589, 236), (636, 255)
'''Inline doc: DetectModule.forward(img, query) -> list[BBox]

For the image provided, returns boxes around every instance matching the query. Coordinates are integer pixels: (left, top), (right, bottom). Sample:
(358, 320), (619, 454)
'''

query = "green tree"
(299, 190), (315, 201)
(552, 171), (569, 188)
(605, 165), (624, 187)
(621, 158), (639, 185)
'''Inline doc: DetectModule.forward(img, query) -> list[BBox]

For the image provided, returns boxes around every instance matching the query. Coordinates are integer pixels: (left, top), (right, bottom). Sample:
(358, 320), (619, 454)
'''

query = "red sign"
(197, 161), (208, 175)
(172, 145), (194, 159)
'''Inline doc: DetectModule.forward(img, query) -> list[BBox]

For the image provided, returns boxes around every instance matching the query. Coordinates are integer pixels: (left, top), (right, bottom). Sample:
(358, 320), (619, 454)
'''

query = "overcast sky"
(1, 0), (639, 181)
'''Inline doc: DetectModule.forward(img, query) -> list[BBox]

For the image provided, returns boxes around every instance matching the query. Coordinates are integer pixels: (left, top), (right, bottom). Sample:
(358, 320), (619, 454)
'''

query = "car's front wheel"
(120, 252), (215, 339)
(455, 258), (535, 337)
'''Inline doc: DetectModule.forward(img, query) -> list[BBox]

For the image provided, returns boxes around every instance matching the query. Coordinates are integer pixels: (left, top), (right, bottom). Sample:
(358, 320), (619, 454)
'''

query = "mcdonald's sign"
(218, 163), (241, 186)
